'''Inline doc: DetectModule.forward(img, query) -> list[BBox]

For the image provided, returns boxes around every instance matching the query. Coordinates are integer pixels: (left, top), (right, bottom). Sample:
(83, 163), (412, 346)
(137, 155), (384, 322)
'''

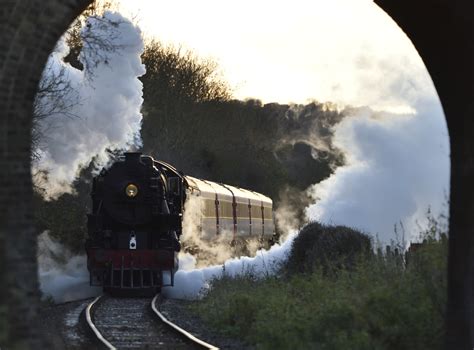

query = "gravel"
(38, 298), (101, 350)
(38, 296), (251, 349)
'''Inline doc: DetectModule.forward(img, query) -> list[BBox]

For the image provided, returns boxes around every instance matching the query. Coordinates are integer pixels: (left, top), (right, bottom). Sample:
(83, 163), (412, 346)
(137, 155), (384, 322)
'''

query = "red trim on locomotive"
(86, 247), (178, 289)
(86, 248), (177, 269)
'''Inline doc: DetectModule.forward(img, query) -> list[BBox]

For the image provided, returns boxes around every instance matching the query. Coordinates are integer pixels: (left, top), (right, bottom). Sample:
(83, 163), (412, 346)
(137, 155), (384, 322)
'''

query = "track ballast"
(85, 295), (217, 349)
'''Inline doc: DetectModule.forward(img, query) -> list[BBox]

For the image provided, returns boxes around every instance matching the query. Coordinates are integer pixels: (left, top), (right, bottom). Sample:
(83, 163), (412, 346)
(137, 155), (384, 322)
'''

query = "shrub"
(285, 221), (372, 274)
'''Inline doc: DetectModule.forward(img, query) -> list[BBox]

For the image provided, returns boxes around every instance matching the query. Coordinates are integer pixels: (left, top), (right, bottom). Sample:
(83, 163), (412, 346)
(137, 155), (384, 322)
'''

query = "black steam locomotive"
(86, 152), (275, 294)
(86, 152), (184, 294)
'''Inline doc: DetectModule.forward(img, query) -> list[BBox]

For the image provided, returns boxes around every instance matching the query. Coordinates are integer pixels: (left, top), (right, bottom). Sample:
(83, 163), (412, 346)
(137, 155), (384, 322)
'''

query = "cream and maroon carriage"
(183, 176), (274, 244)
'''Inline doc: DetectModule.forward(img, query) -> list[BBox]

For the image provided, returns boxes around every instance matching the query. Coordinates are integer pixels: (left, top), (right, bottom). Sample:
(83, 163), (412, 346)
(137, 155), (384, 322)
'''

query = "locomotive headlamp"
(125, 183), (138, 198)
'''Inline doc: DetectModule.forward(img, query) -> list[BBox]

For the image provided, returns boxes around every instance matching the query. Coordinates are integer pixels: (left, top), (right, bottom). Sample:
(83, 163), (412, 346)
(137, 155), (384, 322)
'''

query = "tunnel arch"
(0, 0), (472, 348)
(374, 2), (474, 348)
(0, 0), (94, 348)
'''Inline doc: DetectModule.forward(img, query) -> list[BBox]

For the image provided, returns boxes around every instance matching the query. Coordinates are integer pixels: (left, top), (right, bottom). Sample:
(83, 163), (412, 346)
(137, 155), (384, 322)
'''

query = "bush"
(193, 221), (447, 349)
(285, 222), (372, 274)
(33, 166), (92, 254)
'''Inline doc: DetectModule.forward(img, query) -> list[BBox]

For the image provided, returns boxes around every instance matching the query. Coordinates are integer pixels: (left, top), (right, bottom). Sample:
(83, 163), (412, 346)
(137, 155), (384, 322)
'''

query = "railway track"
(85, 295), (218, 349)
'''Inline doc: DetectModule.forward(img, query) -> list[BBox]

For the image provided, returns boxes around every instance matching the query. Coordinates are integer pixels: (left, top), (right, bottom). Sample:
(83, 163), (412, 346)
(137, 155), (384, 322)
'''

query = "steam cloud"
(181, 194), (263, 267)
(168, 192), (296, 300)
(33, 11), (145, 198)
(163, 233), (296, 299)
(306, 48), (450, 243)
(180, 194), (234, 267)
(307, 99), (449, 243)
(38, 232), (101, 303)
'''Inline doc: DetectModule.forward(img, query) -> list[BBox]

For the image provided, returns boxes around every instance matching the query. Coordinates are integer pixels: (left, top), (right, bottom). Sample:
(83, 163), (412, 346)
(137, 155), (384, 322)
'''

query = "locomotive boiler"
(86, 152), (274, 294)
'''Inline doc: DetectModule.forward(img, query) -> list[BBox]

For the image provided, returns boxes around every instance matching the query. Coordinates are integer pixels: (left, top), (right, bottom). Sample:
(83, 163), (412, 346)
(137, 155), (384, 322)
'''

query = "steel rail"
(151, 294), (219, 350)
(85, 295), (116, 350)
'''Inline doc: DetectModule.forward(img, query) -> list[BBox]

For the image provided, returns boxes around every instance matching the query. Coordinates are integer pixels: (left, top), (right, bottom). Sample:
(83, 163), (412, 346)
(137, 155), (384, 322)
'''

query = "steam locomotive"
(86, 152), (274, 294)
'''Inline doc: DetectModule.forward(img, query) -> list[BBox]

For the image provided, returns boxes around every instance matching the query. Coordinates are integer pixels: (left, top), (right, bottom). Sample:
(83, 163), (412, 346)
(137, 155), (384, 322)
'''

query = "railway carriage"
(86, 152), (274, 294)
(184, 176), (274, 241)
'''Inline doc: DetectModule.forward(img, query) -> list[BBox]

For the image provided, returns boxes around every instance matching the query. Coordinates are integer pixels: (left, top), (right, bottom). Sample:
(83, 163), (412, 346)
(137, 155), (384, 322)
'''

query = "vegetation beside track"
(193, 218), (447, 349)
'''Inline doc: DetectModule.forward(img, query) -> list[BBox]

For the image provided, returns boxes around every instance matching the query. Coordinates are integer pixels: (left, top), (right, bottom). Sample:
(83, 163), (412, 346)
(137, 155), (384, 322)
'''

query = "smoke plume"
(180, 194), (233, 267)
(38, 232), (101, 303)
(33, 11), (145, 198)
(305, 44), (450, 243)
(163, 233), (296, 299)
(181, 193), (263, 267)
(307, 99), (449, 243)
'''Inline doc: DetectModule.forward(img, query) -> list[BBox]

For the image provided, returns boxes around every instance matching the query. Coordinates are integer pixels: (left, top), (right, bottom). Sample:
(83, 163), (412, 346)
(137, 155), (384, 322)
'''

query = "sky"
(117, 0), (429, 110)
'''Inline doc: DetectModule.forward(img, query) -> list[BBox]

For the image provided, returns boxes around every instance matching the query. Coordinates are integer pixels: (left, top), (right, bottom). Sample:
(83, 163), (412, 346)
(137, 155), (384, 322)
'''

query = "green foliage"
(63, 0), (117, 70)
(193, 222), (447, 350)
(33, 167), (92, 254)
(142, 40), (231, 106)
(285, 222), (373, 274)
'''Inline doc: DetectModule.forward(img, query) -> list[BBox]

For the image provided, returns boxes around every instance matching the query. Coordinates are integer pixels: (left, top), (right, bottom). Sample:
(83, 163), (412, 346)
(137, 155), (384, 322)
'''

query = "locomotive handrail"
(154, 159), (183, 179)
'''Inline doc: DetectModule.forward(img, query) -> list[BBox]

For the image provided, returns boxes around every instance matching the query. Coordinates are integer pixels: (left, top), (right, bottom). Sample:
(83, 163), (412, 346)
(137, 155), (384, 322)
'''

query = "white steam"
(180, 194), (264, 267)
(180, 194), (235, 267)
(163, 233), (296, 299)
(33, 11), (145, 198)
(306, 45), (450, 243)
(38, 232), (101, 303)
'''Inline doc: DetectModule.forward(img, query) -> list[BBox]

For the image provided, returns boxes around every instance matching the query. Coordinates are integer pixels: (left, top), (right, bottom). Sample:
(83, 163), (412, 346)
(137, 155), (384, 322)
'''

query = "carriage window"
(234, 203), (246, 218)
(264, 206), (273, 219)
(251, 205), (261, 218)
(202, 199), (216, 217)
(220, 200), (233, 218)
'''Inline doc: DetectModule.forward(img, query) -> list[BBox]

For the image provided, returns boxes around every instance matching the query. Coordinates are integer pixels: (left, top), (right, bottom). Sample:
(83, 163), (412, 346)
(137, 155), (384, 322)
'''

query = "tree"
(140, 41), (232, 171)
(141, 40), (231, 106)
(63, 0), (117, 70)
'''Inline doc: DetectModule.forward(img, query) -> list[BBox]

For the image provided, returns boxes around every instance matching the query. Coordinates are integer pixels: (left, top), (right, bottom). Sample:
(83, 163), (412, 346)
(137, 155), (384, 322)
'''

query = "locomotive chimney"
(124, 152), (142, 163)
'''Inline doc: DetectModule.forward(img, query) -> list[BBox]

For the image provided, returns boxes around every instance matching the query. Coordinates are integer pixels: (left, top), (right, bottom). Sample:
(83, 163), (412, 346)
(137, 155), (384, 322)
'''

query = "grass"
(192, 221), (447, 349)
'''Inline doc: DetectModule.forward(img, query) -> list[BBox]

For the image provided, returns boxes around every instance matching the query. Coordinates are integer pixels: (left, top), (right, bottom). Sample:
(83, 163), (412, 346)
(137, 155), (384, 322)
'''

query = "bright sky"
(118, 0), (434, 109)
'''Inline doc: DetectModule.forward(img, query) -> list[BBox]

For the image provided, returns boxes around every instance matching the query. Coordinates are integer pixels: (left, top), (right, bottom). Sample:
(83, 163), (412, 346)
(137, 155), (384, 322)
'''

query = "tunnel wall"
(0, 0), (92, 348)
(375, 1), (474, 347)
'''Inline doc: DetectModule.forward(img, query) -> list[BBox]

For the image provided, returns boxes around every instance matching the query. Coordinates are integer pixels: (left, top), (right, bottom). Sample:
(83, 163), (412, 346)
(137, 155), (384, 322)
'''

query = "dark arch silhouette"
(0, 1), (93, 348)
(374, 2), (474, 347)
(0, 0), (472, 348)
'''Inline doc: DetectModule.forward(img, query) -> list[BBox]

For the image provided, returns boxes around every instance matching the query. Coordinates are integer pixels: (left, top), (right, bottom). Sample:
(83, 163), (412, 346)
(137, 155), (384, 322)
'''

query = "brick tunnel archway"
(0, 0), (472, 348)
(0, 1), (94, 348)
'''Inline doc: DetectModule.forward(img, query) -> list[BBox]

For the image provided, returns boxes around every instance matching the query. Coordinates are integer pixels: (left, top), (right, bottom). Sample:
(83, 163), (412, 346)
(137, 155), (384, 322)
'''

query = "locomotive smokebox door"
(129, 232), (137, 250)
